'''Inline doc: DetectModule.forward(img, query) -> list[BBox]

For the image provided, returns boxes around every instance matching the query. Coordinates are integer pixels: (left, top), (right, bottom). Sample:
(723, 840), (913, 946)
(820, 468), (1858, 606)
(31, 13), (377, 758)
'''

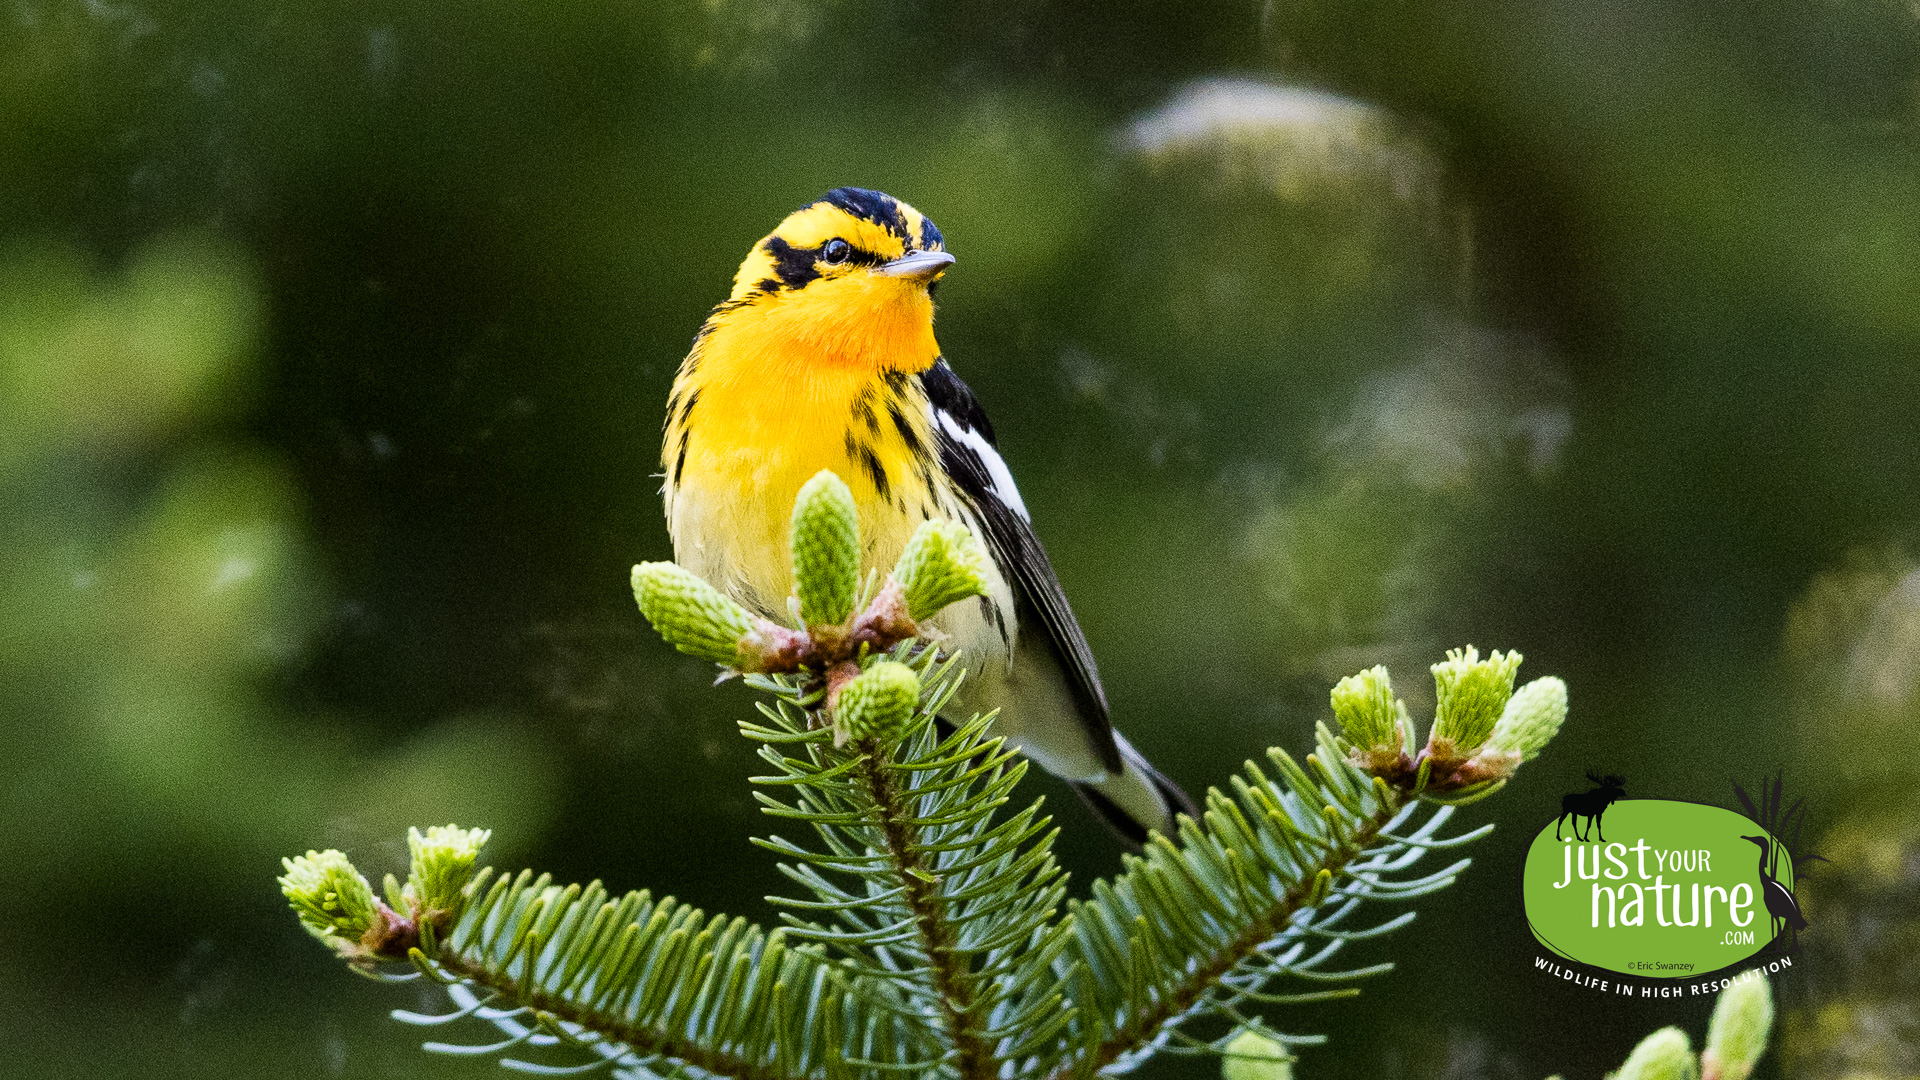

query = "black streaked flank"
(979, 594), (1010, 648)
(860, 445), (890, 499)
(854, 387), (880, 434)
(889, 400), (923, 455)
(672, 430), (689, 485)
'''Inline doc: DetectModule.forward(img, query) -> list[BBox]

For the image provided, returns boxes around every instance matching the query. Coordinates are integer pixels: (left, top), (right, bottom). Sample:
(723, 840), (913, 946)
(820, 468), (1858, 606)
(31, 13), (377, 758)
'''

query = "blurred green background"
(5, 0), (1920, 1076)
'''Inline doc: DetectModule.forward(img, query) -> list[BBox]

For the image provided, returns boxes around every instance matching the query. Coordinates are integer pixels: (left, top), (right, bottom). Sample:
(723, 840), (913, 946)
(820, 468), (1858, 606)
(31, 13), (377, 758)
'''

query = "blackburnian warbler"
(662, 188), (1194, 843)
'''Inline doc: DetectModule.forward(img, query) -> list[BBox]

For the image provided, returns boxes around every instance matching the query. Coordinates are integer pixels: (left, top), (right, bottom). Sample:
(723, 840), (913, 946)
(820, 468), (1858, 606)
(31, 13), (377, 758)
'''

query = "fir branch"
(281, 474), (1580, 1080)
(1050, 789), (1403, 1079)
(1045, 707), (1504, 1080)
(853, 738), (995, 1080)
(430, 940), (798, 1080)
(284, 650), (1531, 1080)
(747, 646), (1072, 1080)
(1037, 651), (1565, 1079)
(391, 866), (944, 1080)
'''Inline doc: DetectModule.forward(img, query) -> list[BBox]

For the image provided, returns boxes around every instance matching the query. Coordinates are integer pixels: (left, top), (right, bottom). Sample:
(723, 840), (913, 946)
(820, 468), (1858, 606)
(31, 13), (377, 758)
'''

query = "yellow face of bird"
(717, 188), (953, 376)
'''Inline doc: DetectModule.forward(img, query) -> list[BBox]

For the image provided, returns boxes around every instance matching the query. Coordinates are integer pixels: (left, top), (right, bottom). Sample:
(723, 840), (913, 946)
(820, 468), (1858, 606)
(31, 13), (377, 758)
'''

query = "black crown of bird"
(661, 187), (1195, 843)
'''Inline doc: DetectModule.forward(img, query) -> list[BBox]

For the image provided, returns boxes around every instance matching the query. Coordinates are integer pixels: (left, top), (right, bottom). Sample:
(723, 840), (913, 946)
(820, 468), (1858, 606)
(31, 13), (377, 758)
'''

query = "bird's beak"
(876, 250), (955, 283)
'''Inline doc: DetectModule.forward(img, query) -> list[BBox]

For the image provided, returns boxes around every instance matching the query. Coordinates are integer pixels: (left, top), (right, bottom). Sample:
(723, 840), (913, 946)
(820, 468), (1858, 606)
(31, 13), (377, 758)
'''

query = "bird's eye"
(821, 238), (852, 265)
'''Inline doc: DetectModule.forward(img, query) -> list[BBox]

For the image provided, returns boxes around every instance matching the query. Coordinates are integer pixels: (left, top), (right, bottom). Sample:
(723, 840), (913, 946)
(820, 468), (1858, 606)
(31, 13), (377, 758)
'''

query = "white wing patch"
(934, 408), (1030, 521)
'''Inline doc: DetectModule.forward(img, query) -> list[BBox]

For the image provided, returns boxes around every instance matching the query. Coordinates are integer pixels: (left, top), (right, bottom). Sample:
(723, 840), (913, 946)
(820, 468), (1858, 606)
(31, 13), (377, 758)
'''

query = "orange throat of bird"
(662, 283), (944, 609)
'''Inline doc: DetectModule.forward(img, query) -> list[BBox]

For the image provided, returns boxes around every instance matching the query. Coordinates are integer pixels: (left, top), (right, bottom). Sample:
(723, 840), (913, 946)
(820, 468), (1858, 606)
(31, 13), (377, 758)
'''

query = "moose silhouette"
(1556, 772), (1626, 842)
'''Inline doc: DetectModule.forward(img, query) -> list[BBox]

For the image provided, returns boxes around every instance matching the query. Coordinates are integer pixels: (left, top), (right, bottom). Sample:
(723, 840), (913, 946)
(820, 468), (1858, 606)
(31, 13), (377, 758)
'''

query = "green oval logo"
(1522, 799), (1794, 978)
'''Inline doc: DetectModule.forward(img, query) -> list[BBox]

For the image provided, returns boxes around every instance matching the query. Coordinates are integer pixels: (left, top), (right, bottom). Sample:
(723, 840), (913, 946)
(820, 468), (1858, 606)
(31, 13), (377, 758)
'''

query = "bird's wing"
(918, 359), (1122, 774)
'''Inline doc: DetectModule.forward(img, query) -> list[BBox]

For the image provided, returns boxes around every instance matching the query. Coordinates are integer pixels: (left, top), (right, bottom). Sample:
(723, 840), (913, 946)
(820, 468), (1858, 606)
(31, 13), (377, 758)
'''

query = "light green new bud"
(407, 824), (491, 917)
(1486, 676), (1568, 762)
(1221, 1028), (1292, 1080)
(280, 849), (380, 944)
(791, 470), (861, 627)
(1615, 1027), (1698, 1080)
(893, 519), (991, 621)
(835, 661), (922, 745)
(1702, 974), (1772, 1080)
(1430, 646), (1523, 754)
(1330, 665), (1405, 752)
(632, 562), (758, 665)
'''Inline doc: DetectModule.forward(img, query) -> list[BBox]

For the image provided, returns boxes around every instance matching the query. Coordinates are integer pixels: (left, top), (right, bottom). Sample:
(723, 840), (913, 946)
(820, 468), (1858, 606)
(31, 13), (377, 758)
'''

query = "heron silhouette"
(1741, 834), (1807, 951)
(1732, 773), (1825, 954)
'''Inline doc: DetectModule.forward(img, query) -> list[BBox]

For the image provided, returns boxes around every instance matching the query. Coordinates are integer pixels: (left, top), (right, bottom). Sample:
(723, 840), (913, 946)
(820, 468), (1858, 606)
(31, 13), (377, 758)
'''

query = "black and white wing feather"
(919, 359), (1123, 774)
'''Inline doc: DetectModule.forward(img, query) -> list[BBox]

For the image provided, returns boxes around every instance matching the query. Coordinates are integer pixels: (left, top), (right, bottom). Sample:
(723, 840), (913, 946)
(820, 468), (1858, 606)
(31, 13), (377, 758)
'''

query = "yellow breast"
(663, 288), (947, 615)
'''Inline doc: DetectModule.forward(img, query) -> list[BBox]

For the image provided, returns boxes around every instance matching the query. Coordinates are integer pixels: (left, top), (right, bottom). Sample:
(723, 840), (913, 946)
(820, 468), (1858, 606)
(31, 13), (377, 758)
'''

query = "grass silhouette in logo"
(1556, 770), (1626, 842)
(1733, 773), (1824, 955)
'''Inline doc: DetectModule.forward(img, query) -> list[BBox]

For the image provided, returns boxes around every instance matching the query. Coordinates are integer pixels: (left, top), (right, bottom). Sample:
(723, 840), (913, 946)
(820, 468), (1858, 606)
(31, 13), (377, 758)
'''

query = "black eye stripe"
(763, 236), (820, 290)
(762, 236), (893, 292)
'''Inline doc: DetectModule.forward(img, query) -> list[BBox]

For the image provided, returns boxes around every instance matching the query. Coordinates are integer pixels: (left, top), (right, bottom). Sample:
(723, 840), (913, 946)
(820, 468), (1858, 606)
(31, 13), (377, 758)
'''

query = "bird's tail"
(1071, 730), (1199, 848)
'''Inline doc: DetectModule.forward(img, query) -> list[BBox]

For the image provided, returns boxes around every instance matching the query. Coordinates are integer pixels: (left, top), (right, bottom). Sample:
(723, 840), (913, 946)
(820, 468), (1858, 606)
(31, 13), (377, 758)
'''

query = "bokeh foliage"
(5, 0), (1918, 1076)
